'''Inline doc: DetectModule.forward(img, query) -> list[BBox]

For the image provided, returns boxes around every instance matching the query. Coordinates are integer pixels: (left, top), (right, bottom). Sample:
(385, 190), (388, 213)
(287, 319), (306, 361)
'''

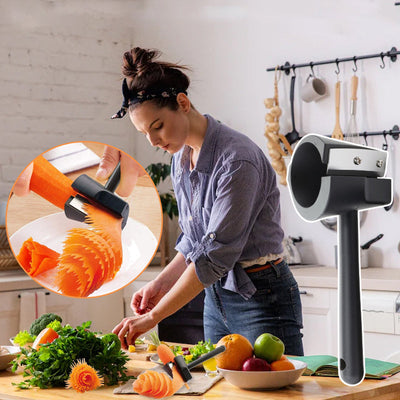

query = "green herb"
(149, 331), (161, 346)
(12, 321), (129, 389)
(13, 330), (36, 346)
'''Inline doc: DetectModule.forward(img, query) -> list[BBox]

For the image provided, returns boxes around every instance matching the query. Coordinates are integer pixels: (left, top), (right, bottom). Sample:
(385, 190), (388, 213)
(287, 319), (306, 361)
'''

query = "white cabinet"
(299, 286), (338, 355)
(0, 288), (124, 344)
(299, 285), (400, 361)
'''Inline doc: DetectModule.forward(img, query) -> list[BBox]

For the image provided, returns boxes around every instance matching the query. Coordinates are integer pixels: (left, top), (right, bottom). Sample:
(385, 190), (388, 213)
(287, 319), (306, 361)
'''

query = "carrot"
(23, 157), (124, 297)
(152, 371), (169, 398)
(157, 344), (184, 395)
(55, 204), (123, 297)
(32, 327), (59, 350)
(157, 344), (176, 365)
(17, 238), (60, 277)
(29, 155), (77, 210)
(133, 371), (173, 398)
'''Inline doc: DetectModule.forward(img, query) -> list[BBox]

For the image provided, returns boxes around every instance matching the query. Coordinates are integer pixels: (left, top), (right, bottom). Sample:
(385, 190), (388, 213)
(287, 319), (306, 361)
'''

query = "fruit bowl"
(218, 359), (307, 390)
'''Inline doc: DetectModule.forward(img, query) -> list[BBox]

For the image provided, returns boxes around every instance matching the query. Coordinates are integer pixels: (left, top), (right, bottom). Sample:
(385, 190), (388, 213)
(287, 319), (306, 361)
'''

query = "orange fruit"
(215, 334), (254, 370)
(270, 356), (295, 371)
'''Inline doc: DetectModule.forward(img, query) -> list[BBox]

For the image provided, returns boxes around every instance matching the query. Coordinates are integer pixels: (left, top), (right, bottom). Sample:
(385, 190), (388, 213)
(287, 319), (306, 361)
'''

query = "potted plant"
(145, 162), (178, 220)
(146, 161), (178, 267)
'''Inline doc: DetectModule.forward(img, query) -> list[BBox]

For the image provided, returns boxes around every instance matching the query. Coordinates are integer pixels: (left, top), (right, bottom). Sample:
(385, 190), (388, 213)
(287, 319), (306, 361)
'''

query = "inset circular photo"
(6, 141), (162, 298)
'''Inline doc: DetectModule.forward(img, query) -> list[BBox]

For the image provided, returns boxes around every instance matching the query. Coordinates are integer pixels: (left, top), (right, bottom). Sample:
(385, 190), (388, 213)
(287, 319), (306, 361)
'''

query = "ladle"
(285, 75), (300, 145)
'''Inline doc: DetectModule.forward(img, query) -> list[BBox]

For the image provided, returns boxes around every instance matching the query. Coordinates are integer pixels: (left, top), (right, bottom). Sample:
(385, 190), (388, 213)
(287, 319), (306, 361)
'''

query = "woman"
(112, 47), (303, 356)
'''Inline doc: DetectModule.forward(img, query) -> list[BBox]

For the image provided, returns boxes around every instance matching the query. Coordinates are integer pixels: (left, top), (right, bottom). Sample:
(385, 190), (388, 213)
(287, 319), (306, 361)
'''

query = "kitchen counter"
(1, 355), (400, 399)
(131, 265), (400, 292)
(3, 265), (400, 293)
(0, 270), (41, 292)
(292, 266), (400, 292)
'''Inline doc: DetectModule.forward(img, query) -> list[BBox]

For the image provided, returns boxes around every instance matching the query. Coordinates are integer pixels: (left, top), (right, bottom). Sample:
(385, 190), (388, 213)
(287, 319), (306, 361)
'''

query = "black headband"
(110, 78), (187, 119)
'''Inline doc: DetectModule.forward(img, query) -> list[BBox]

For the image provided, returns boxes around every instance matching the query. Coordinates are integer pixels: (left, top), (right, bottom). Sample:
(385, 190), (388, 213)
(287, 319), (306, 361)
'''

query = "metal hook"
(309, 62), (315, 76)
(352, 57), (358, 73)
(363, 132), (368, 146)
(380, 53), (386, 69)
(292, 65), (296, 77)
(334, 59), (340, 75)
(382, 131), (388, 150)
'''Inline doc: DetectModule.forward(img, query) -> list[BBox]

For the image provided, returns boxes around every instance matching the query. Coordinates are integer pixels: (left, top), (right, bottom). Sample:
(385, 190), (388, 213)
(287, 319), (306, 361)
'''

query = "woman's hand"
(131, 280), (167, 315)
(13, 163), (33, 196)
(96, 146), (145, 197)
(112, 313), (158, 349)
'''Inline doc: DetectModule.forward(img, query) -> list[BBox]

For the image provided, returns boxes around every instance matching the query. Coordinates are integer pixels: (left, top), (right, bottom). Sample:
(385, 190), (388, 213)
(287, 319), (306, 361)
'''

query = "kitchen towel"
(43, 142), (100, 174)
(19, 291), (46, 331)
(113, 369), (223, 395)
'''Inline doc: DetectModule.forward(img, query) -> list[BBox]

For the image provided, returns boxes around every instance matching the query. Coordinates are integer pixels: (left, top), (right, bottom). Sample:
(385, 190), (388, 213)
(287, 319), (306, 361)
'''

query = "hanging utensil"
(361, 233), (384, 250)
(331, 81), (344, 140)
(285, 75), (300, 145)
(384, 134), (396, 211)
(346, 75), (361, 144)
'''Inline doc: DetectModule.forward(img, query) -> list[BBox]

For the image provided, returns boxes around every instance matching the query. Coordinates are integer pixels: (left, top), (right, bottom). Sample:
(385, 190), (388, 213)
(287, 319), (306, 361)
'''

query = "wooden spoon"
(331, 81), (344, 140)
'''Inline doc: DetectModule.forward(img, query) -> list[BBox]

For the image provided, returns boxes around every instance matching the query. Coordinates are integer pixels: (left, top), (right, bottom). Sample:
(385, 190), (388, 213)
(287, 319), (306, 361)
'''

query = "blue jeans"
(203, 260), (304, 356)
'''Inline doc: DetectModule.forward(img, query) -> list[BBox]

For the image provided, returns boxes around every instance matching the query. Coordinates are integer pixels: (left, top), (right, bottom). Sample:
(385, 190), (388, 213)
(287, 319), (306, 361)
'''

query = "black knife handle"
(187, 345), (226, 370)
(104, 161), (121, 192)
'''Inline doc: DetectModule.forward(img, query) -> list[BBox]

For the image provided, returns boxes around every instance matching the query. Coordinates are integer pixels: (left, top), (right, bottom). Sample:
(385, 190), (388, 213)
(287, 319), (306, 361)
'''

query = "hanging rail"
(266, 47), (399, 75)
(323, 125), (399, 142)
(357, 125), (399, 142)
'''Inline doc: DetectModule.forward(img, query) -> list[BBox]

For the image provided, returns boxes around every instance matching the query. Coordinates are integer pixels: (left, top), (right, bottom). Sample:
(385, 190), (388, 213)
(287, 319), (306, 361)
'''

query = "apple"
(242, 357), (271, 371)
(253, 333), (285, 363)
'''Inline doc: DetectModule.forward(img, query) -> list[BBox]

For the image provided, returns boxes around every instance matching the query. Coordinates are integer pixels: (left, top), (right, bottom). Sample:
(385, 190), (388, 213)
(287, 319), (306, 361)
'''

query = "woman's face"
(129, 101), (190, 154)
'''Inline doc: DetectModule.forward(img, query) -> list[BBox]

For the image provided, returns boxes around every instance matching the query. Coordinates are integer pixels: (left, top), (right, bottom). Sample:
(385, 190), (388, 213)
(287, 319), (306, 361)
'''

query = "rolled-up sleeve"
(187, 160), (265, 287)
(174, 231), (192, 259)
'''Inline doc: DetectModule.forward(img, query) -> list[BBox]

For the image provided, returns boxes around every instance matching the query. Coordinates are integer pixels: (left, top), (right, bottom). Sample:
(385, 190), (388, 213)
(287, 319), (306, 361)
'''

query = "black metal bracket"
(267, 47), (399, 75)
(18, 292), (50, 298)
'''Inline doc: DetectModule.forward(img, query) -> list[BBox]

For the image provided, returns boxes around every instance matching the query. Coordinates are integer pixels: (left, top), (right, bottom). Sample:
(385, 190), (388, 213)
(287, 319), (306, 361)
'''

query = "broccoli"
(29, 313), (62, 336)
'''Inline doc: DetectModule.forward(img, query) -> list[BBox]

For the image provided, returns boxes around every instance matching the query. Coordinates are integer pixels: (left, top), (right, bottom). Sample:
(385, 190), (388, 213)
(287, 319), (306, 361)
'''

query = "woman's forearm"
(154, 252), (188, 292)
(149, 262), (205, 324)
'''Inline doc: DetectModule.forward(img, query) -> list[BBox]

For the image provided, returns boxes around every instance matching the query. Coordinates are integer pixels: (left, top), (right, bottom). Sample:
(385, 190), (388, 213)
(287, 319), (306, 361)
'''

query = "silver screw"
(353, 156), (361, 165)
(376, 160), (384, 168)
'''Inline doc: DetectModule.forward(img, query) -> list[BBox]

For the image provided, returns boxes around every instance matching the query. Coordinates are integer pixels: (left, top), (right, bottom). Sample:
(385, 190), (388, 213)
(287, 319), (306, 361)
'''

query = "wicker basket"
(0, 226), (20, 271)
(0, 226), (9, 249)
(0, 248), (20, 271)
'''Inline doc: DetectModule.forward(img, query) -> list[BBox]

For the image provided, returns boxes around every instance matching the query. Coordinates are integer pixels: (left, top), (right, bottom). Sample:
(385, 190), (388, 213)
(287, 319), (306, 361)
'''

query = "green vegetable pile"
(13, 313), (62, 346)
(173, 339), (215, 363)
(12, 321), (129, 389)
(29, 313), (62, 336)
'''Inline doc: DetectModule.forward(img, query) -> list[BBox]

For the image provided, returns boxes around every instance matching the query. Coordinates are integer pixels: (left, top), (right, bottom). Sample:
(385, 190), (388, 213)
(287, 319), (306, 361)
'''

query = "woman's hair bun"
(121, 47), (191, 110)
(122, 47), (160, 78)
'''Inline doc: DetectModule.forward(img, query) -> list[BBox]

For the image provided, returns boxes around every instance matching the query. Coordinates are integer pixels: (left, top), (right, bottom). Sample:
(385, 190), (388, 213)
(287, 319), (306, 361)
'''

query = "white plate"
(218, 359), (307, 390)
(0, 346), (21, 370)
(9, 212), (158, 297)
